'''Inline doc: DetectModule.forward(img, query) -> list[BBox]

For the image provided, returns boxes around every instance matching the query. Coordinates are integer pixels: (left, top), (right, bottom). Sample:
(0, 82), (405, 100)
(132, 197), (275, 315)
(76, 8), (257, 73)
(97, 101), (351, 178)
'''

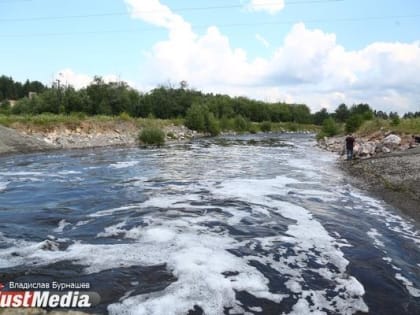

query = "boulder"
(359, 142), (376, 156)
(382, 146), (391, 153)
(383, 134), (401, 147)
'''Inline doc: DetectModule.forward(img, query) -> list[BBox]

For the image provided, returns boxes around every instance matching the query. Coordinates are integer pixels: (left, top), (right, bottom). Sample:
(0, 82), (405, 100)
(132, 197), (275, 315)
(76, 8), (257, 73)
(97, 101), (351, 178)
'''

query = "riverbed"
(0, 133), (418, 314)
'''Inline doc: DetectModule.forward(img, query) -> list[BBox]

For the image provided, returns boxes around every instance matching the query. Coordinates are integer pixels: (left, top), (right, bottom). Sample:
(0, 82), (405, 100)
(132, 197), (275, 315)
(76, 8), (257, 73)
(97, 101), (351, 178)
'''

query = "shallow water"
(0, 133), (419, 314)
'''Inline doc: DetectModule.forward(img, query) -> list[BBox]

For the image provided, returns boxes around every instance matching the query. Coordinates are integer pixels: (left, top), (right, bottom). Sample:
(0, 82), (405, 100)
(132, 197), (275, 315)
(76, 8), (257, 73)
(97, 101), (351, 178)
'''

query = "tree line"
(0, 75), (418, 135)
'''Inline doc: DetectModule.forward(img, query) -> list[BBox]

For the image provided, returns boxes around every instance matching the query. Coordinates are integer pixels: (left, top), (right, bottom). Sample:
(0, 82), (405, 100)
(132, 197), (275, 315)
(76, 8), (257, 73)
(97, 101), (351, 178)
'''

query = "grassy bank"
(357, 118), (420, 136)
(0, 114), (319, 134)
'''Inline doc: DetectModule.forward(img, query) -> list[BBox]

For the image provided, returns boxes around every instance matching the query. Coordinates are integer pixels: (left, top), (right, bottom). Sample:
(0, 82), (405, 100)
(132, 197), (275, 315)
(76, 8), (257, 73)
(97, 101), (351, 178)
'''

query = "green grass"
(358, 118), (420, 136)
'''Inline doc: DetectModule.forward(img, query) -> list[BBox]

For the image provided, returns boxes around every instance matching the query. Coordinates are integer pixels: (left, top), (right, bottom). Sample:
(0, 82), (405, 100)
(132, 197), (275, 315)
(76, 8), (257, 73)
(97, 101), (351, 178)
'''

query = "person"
(345, 134), (355, 160)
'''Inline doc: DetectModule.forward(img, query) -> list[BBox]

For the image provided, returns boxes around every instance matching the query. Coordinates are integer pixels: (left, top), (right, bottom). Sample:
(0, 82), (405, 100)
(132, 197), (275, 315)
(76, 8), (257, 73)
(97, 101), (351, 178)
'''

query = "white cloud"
(247, 0), (285, 15)
(54, 69), (134, 89)
(54, 69), (92, 89)
(124, 0), (420, 114)
(256, 33), (270, 48)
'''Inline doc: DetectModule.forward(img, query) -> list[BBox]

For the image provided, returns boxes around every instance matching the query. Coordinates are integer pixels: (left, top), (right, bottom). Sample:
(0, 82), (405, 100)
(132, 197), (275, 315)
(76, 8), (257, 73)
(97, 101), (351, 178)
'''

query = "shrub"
(119, 111), (131, 121)
(139, 127), (165, 146)
(321, 117), (339, 137)
(185, 103), (207, 132)
(260, 121), (272, 132)
(249, 124), (258, 134)
(233, 115), (249, 132)
(345, 114), (363, 133)
(206, 112), (221, 136)
(391, 115), (400, 126)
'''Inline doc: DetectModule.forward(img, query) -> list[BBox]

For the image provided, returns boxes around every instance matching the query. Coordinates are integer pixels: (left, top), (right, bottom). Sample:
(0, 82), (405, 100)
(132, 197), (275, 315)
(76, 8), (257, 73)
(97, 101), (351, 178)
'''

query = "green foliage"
(313, 108), (330, 125)
(185, 103), (207, 132)
(205, 112), (221, 136)
(358, 117), (420, 135)
(0, 101), (11, 115)
(138, 127), (165, 146)
(119, 112), (132, 121)
(185, 103), (221, 136)
(334, 104), (350, 123)
(249, 124), (259, 134)
(260, 121), (272, 132)
(389, 112), (400, 126)
(321, 117), (339, 137)
(345, 114), (364, 133)
(233, 115), (250, 132)
(350, 104), (373, 120)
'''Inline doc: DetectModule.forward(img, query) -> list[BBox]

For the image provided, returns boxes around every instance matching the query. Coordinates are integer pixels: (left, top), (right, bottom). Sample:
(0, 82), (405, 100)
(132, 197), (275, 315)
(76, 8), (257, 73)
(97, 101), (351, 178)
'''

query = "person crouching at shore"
(345, 134), (355, 160)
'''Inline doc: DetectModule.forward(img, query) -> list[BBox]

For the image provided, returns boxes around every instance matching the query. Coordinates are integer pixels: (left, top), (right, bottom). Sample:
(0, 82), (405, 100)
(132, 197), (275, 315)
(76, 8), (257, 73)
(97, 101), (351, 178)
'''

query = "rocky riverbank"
(318, 132), (420, 221)
(0, 122), (199, 155)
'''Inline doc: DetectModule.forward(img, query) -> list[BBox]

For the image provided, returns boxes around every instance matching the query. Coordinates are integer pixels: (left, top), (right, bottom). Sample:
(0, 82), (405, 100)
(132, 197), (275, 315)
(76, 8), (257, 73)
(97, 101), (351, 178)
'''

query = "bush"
(185, 103), (207, 132)
(233, 115), (249, 132)
(321, 117), (339, 137)
(260, 121), (272, 132)
(391, 115), (400, 126)
(206, 112), (221, 136)
(345, 114), (363, 133)
(119, 111), (131, 121)
(249, 124), (258, 134)
(138, 127), (165, 146)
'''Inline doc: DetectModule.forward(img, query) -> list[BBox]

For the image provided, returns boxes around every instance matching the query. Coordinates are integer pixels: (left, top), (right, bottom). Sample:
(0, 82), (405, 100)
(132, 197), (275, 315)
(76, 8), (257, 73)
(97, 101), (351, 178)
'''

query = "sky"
(1, 0), (420, 114)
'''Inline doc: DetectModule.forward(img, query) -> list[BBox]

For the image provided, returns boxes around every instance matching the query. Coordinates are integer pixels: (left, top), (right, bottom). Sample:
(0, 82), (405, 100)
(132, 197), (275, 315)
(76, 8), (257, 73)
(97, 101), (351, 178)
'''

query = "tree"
(335, 104), (350, 123)
(321, 117), (339, 137)
(313, 108), (330, 125)
(345, 114), (363, 133)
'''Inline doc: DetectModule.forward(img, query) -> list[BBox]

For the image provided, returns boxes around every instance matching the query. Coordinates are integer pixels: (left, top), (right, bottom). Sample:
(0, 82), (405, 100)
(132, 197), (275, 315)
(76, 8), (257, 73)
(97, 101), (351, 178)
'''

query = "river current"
(0, 133), (419, 314)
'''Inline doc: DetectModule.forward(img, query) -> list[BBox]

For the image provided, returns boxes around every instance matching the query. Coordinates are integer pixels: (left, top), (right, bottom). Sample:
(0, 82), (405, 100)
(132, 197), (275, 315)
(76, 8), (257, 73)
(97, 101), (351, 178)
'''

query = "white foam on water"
(109, 161), (140, 169)
(367, 228), (385, 248)
(0, 171), (45, 176)
(395, 273), (420, 297)
(0, 181), (9, 192)
(97, 221), (127, 238)
(53, 219), (71, 233)
(0, 173), (369, 314)
(57, 170), (82, 175)
(0, 221), (286, 315)
(347, 190), (420, 246)
(88, 205), (142, 218)
(209, 177), (368, 314)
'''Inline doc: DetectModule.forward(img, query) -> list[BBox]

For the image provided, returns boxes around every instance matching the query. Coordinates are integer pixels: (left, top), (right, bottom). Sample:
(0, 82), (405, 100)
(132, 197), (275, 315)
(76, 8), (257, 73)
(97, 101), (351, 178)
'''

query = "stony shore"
(318, 133), (420, 221)
(0, 123), (199, 155)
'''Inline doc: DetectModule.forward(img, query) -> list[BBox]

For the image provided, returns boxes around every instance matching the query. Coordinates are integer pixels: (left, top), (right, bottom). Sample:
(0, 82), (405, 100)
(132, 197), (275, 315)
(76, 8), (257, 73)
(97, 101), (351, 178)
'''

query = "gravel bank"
(0, 123), (201, 156)
(0, 125), (55, 155)
(339, 146), (420, 221)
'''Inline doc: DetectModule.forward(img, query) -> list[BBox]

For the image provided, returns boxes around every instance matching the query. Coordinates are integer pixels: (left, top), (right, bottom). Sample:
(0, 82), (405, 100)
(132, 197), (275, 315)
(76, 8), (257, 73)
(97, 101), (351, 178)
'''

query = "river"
(0, 133), (419, 314)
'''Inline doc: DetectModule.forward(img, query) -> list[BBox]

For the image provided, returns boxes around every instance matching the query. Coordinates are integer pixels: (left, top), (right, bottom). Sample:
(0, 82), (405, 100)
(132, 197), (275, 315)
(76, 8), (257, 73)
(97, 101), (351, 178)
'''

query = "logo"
(0, 282), (100, 308)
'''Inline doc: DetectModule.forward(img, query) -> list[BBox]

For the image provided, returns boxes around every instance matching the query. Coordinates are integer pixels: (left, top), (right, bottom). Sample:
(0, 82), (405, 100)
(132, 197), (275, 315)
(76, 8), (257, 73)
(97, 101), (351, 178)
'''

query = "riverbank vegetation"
(0, 75), (320, 134)
(1, 75), (419, 137)
(316, 103), (420, 139)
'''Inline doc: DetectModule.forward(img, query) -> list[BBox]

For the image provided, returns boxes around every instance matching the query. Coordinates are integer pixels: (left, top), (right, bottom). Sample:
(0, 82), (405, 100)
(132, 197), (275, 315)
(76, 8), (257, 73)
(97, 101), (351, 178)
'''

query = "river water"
(0, 133), (419, 315)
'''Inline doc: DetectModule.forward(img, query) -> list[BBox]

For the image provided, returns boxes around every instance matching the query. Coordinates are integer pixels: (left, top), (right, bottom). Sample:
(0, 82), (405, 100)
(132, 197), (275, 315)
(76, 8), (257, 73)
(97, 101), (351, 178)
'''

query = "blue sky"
(1, 0), (420, 113)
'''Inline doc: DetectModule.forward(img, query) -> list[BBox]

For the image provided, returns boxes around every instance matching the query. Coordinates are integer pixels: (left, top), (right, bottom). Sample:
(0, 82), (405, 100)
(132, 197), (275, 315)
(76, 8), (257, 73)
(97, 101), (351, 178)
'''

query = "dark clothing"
(345, 136), (355, 150)
(345, 136), (355, 160)
(415, 136), (420, 143)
